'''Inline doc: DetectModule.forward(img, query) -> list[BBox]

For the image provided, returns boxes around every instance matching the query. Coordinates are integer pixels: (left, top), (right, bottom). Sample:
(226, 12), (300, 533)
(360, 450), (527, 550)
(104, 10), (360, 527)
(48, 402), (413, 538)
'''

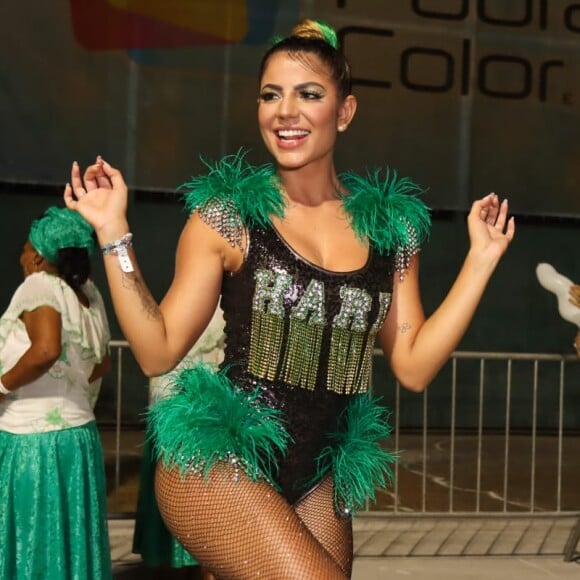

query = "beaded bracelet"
(101, 232), (133, 255)
(101, 233), (134, 273)
(0, 377), (10, 395)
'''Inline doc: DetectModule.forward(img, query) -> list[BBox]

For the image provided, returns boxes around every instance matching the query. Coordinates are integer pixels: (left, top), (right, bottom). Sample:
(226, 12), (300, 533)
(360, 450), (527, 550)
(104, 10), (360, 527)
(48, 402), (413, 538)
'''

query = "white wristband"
(0, 377), (10, 395)
(101, 233), (135, 273)
(116, 244), (135, 273)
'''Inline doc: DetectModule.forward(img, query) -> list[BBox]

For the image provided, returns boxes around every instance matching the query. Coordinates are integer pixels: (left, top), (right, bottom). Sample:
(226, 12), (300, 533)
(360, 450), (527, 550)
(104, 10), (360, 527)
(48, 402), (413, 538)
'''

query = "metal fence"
(375, 350), (580, 518)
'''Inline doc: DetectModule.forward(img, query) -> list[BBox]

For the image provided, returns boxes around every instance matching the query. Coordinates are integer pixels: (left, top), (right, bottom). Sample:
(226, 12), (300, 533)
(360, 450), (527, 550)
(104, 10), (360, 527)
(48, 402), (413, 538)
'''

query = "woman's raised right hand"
(63, 157), (130, 243)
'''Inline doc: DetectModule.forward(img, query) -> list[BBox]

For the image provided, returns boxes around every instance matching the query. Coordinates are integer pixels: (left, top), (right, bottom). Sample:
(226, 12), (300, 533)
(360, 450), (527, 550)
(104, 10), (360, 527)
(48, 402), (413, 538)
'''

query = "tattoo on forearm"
(121, 273), (162, 321)
(398, 322), (411, 334)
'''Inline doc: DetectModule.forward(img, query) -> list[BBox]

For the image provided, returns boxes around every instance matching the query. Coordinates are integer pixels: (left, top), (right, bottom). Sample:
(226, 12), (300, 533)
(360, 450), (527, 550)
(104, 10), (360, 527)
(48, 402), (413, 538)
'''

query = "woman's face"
(20, 240), (39, 278)
(258, 50), (354, 171)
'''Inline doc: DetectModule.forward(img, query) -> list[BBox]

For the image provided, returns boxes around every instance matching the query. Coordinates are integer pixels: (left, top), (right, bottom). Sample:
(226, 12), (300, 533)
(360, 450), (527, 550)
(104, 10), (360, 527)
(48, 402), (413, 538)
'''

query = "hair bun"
(290, 19), (339, 49)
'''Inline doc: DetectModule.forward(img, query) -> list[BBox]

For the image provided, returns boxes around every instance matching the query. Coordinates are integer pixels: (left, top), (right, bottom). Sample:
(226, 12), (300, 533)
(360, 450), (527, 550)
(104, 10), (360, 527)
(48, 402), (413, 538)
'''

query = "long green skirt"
(132, 436), (198, 568)
(0, 421), (111, 580)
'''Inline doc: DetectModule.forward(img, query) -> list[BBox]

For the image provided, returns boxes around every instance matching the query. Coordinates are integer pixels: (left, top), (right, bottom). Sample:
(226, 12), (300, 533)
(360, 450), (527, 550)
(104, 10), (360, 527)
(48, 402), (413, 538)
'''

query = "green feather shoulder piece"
(340, 168), (431, 255)
(180, 149), (285, 228)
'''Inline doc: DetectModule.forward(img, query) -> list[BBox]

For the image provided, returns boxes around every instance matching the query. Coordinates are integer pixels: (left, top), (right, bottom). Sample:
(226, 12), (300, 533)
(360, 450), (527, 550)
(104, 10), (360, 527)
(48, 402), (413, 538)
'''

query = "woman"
(0, 207), (112, 580)
(64, 20), (514, 579)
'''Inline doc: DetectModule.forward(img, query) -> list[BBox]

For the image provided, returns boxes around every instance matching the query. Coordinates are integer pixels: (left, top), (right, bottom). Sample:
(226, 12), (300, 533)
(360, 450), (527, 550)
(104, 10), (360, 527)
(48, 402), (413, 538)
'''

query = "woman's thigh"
(294, 476), (353, 577)
(155, 462), (347, 580)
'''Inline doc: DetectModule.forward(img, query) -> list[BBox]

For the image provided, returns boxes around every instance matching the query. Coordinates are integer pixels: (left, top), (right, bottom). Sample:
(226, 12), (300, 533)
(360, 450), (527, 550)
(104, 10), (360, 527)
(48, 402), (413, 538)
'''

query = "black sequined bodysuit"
(220, 224), (395, 504)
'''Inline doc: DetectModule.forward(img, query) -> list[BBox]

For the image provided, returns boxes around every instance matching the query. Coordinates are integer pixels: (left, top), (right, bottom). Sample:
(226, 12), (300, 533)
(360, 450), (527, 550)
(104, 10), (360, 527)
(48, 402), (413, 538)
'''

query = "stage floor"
(109, 517), (580, 579)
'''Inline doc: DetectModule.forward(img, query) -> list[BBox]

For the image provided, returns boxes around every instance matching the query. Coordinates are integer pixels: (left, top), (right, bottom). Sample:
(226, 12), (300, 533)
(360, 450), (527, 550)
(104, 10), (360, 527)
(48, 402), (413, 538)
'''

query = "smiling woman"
(64, 18), (514, 580)
(258, 51), (356, 175)
(258, 21), (355, 178)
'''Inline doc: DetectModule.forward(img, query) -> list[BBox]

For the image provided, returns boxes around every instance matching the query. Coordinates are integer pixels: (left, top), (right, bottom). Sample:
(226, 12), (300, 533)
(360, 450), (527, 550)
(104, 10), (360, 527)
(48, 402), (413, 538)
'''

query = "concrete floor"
(352, 555), (580, 579)
(109, 518), (580, 579)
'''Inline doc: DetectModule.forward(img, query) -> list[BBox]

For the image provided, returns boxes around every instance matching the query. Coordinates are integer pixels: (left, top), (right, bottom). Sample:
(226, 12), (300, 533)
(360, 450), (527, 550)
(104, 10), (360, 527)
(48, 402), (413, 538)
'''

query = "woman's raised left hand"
(467, 193), (515, 264)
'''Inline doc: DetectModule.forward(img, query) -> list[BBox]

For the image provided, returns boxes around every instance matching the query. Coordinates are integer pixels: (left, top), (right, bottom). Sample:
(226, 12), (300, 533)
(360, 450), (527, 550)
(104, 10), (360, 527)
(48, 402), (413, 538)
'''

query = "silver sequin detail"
(394, 218), (420, 280)
(290, 279), (326, 325)
(182, 451), (274, 486)
(332, 286), (372, 332)
(253, 269), (292, 316)
(371, 292), (392, 332)
(198, 198), (244, 250)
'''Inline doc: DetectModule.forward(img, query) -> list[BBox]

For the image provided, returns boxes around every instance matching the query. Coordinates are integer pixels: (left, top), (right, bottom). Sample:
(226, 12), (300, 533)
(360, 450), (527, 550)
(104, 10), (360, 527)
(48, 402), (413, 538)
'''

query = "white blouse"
(0, 272), (110, 434)
(149, 306), (225, 403)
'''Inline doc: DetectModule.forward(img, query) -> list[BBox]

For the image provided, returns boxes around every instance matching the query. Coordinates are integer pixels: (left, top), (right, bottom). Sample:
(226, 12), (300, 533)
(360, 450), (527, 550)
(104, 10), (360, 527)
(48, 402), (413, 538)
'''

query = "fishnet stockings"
(294, 476), (353, 577)
(155, 463), (352, 579)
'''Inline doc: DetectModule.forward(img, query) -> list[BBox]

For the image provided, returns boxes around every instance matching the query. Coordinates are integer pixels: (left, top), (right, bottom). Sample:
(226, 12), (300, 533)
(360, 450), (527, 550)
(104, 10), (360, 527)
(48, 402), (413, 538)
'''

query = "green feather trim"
(180, 149), (285, 228)
(180, 151), (429, 256)
(147, 363), (290, 486)
(340, 168), (431, 256)
(314, 394), (396, 514)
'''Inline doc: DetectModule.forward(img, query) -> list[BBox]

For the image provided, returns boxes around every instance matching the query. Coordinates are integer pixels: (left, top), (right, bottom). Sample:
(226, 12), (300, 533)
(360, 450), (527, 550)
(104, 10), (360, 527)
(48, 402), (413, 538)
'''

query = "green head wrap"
(28, 207), (95, 264)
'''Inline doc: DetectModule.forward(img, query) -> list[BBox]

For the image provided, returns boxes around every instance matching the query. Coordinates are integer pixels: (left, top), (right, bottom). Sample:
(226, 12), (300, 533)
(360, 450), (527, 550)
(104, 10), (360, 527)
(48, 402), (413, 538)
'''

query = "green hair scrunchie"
(314, 20), (339, 49)
(270, 20), (339, 50)
(28, 206), (95, 264)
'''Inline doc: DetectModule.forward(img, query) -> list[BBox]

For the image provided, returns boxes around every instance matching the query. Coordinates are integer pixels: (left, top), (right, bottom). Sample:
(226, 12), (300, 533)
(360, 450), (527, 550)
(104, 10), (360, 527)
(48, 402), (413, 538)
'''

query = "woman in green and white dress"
(0, 207), (112, 580)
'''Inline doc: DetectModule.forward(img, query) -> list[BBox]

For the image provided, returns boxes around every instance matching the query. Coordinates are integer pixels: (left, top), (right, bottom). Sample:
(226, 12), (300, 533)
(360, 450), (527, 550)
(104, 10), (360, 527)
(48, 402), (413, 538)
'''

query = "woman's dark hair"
(56, 247), (91, 291)
(259, 20), (352, 100)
